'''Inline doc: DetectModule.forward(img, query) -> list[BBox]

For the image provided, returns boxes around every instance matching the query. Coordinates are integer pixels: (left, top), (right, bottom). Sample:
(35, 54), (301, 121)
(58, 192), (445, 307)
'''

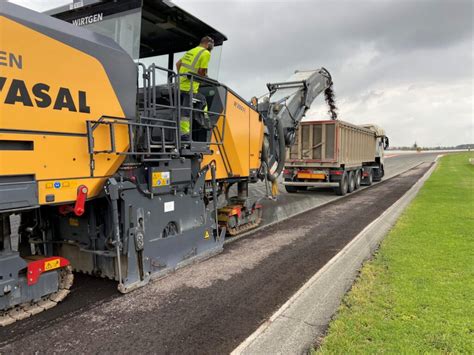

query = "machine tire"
(354, 169), (361, 190)
(347, 171), (355, 193)
(285, 185), (298, 193)
(334, 172), (348, 196)
(297, 186), (308, 191)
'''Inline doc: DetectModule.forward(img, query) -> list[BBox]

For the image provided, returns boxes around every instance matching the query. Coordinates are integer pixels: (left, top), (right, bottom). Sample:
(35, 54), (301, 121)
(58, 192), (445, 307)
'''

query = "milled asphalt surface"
(0, 153), (436, 353)
(235, 160), (439, 354)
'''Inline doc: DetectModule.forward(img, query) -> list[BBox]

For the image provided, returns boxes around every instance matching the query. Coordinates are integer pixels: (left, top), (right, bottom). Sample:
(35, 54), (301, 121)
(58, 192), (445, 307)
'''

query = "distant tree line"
(387, 143), (473, 151)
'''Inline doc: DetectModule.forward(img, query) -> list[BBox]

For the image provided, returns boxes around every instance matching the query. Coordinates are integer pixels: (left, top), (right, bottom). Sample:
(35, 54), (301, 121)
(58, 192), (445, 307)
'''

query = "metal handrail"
(86, 63), (229, 174)
(137, 63), (180, 151)
(176, 71), (227, 145)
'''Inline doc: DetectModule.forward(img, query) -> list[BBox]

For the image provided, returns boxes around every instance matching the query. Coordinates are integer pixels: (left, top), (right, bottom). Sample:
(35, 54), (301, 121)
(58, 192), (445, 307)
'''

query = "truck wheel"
(362, 170), (373, 186)
(373, 165), (384, 182)
(285, 185), (298, 193)
(334, 172), (348, 196)
(347, 171), (355, 193)
(354, 170), (361, 190)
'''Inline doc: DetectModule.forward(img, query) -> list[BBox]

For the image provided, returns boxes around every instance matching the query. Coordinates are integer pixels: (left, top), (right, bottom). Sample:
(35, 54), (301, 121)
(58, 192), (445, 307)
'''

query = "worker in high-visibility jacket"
(176, 36), (214, 140)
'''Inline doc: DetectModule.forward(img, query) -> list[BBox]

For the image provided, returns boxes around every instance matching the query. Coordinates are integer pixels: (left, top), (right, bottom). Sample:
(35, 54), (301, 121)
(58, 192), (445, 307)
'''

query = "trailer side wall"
(287, 120), (377, 168)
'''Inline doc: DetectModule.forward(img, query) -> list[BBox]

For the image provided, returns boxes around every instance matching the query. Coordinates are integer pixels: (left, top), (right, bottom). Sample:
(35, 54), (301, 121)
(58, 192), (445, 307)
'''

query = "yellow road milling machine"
(0, 1), (337, 325)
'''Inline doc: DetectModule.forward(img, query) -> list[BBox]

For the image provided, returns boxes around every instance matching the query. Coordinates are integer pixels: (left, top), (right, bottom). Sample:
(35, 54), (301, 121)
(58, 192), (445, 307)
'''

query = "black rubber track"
(0, 163), (431, 353)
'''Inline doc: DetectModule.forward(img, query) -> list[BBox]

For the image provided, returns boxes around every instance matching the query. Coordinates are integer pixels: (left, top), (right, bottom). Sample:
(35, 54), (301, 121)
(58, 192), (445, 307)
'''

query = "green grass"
(314, 153), (474, 354)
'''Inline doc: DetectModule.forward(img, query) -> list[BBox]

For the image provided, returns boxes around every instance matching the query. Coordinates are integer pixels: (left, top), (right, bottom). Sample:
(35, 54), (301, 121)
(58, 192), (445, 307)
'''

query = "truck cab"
(361, 124), (389, 181)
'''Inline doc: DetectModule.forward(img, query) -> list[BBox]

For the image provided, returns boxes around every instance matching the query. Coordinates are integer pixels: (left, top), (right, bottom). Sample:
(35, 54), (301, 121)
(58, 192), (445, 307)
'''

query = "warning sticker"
(152, 171), (170, 187)
(44, 258), (61, 271)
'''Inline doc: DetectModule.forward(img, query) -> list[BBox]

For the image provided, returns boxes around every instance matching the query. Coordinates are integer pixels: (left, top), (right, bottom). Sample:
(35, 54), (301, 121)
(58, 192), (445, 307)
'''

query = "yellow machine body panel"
(248, 108), (264, 172)
(0, 16), (130, 205)
(203, 92), (264, 180)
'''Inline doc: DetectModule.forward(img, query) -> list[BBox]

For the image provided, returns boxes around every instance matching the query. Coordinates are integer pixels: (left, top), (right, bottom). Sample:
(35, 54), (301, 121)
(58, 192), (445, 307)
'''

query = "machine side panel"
(0, 16), (126, 133)
(0, 1), (137, 119)
(203, 92), (252, 180)
(248, 109), (264, 171)
(0, 16), (130, 205)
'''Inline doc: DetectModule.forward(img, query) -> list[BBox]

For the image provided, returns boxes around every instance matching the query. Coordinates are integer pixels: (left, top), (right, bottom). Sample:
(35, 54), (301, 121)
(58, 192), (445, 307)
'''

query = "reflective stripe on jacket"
(179, 46), (210, 93)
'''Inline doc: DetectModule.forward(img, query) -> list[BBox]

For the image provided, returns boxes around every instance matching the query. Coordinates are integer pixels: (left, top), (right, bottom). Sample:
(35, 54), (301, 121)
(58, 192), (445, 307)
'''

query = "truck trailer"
(283, 120), (389, 195)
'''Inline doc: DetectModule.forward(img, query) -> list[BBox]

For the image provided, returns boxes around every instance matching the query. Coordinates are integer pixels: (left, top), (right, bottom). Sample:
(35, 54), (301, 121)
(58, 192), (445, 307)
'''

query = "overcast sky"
(9, 0), (474, 147)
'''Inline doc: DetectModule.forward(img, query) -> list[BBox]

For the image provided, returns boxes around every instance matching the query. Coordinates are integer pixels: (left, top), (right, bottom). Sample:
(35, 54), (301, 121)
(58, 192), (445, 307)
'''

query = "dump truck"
(0, 1), (338, 325)
(283, 120), (389, 195)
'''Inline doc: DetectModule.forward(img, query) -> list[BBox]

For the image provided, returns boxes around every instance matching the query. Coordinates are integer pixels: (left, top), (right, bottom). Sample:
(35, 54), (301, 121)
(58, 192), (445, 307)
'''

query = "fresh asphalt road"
(0, 153), (438, 352)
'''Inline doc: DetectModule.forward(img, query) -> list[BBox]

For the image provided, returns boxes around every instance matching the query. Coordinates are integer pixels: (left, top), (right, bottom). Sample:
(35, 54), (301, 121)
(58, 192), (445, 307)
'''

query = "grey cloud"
(7, 0), (69, 11)
(179, 1), (472, 94)
(327, 0), (473, 52)
(9, 0), (474, 146)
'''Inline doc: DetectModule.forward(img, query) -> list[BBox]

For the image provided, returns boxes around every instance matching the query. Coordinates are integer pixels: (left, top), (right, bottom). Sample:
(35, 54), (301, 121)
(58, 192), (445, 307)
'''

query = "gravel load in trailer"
(283, 120), (389, 195)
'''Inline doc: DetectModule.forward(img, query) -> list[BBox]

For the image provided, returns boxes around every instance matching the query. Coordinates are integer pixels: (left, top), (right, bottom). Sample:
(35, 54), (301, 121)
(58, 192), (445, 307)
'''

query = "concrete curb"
(232, 158), (439, 355)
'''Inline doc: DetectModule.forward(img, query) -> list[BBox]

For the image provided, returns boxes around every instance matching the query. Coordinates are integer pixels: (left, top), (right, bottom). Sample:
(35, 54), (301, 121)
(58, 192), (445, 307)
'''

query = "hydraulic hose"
(120, 176), (153, 197)
(264, 119), (286, 182)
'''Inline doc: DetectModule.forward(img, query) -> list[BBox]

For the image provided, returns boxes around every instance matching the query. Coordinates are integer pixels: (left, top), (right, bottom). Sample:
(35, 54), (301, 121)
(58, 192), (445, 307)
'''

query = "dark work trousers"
(180, 91), (208, 142)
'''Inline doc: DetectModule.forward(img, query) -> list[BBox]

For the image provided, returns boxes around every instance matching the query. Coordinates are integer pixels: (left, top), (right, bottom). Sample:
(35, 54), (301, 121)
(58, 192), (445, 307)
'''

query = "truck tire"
(285, 185), (298, 193)
(334, 172), (348, 196)
(354, 170), (361, 190)
(373, 165), (384, 182)
(362, 169), (373, 186)
(347, 171), (355, 193)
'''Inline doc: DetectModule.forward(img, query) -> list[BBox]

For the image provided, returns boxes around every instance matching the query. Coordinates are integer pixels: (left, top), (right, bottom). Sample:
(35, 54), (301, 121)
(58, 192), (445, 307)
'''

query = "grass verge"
(315, 153), (474, 353)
